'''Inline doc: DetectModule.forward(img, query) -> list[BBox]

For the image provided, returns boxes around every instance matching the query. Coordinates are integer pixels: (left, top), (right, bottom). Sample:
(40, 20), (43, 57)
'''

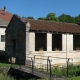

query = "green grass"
(0, 74), (14, 80)
(0, 62), (18, 67)
(0, 62), (18, 80)
(0, 63), (11, 67)
(52, 64), (80, 77)
(28, 77), (80, 80)
(1, 62), (80, 80)
(67, 76), (80, 80)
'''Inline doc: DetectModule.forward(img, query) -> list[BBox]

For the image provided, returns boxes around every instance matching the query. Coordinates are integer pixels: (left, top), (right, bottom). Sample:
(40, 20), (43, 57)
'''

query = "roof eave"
(30, 29), (80, 35)
(0, 25), (7, 28)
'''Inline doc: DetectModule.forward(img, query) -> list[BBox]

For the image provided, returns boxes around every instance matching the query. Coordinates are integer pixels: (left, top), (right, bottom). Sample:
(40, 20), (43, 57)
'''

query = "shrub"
(52, 67), (66, 76)
(0, 65), (14, 80)
(0, 74), (14, 80)
(52, 64), (80, 77)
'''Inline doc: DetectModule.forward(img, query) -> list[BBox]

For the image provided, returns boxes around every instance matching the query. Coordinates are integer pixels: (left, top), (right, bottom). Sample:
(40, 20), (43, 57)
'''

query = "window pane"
(1, 35), (5, 42)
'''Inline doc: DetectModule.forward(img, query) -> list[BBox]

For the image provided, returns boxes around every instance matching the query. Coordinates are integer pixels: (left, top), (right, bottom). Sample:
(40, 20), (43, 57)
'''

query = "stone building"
(5, 14), (80, 65)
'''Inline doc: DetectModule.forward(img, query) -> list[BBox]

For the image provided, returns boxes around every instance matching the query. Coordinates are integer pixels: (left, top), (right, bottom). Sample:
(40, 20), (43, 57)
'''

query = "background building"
(0, 6), (13, 50)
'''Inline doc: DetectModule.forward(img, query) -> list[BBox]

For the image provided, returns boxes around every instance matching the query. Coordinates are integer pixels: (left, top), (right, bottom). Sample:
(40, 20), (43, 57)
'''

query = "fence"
(10, 53), (80, 78)
(25, 55), (75, 77)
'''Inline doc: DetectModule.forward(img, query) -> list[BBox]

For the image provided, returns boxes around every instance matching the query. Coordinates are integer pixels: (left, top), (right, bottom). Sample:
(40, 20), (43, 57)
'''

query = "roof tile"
(0, 9), (13, 22)
(25, 19), (80, 34)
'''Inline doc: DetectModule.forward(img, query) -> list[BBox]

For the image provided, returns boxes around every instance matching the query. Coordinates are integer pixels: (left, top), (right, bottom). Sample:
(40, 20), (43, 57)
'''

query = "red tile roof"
(0, 8), (13, 22)
(25, 19), (80, 34)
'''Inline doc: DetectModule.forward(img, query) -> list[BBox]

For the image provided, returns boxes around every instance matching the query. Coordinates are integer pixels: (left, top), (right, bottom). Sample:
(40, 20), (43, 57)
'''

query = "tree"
(26, 16), (34, 19)
(37, 17), (45, 20)
(22, 16), (34, 19)
(45, 12), (58, 21)
(58, 14), (75, 23)
(75, 14), (80, 23)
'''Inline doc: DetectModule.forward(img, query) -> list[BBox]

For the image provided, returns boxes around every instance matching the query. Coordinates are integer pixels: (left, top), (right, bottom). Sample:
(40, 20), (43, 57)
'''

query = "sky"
(0, 0), (80, 19)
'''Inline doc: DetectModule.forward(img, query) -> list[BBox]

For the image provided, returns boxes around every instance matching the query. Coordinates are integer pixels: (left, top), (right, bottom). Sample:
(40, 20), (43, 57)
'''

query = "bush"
(52, 64), (80, 77)
(67, 76), (80, 80)
(0, 65), (14, 80)
(52, 67), (66, 76)
(0, 74), (14, 80)
(68, 64), (80, 77)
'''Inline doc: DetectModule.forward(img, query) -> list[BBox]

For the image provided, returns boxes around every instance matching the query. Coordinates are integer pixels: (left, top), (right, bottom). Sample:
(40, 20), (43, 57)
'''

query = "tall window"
(52, 34), (62, 51)
(35, 33), (47, 51)
(73, 35), (80, 50)
(1, 35), (5, 42)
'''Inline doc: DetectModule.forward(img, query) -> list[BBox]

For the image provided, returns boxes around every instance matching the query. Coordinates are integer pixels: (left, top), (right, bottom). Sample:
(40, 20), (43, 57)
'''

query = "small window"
(1, 35), (5, 42)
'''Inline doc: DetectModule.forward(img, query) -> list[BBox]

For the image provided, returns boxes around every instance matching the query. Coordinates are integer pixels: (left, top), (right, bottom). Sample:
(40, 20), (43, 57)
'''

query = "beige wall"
(26, 32), (80, 67)
(47, 33), (52, 51)
(0, 28), (6, 50)
(62, 34), (73, 51)
(27, 51), (80, 67)
(29, 32), (35, 51)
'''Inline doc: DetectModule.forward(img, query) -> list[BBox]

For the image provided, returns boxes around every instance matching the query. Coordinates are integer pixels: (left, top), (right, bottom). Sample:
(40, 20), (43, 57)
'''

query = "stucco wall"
(29, 32), (35, 52)
(62, 34), (73, 51)
(0, 28), (6, 50)
(47, 33), (52, 51)
(26, 51), (80, 67)
(27, 33), (75, 67)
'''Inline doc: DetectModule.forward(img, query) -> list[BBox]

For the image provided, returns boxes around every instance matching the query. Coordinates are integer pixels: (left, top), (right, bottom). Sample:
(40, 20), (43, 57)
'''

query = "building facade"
(0, 6), (12, 50)
(5, 14), (80, 66)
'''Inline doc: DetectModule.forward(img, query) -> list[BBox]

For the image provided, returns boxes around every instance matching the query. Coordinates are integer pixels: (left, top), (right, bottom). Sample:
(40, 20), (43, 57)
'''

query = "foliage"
(67, 76), (80, 80)
(22, 16), (34, 19)
(0, 74), (14, 80)
(22, 12), (80, 24)
(68, 64), (80, 77)
(46, 12), (58, 21)
(52, 67), (66, 76)
(28, 77), (80, 80)
(75, 14), (80, 23)
(0, 67), (10, 75)
(52, 64), (80, 77)
(0, 65), (14, 80)
(58, 14), (75, 23)
(26, 16), (34, 19)
(28, 78), (36, 80)
(37, 17), (46, 20)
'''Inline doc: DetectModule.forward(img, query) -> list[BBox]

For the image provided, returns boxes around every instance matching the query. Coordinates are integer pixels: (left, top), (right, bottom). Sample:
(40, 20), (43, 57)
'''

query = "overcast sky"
(0, 0), (80, 19)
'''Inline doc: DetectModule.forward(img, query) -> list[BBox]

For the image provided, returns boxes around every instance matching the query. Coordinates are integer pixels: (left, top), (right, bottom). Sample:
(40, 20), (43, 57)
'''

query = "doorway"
(12, 40), (16, 57)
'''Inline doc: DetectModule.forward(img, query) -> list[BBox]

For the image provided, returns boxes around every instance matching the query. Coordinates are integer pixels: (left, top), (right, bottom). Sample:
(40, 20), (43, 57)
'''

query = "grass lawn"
(0, 62), (19, 80)
(1, 62), (80, 80)
(0, 62), (18, 67)
(0, 63), (11, 67)
(0, 74), (14, 80)
(67, 76), (80, 80)
(0, 62), (15, 80)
